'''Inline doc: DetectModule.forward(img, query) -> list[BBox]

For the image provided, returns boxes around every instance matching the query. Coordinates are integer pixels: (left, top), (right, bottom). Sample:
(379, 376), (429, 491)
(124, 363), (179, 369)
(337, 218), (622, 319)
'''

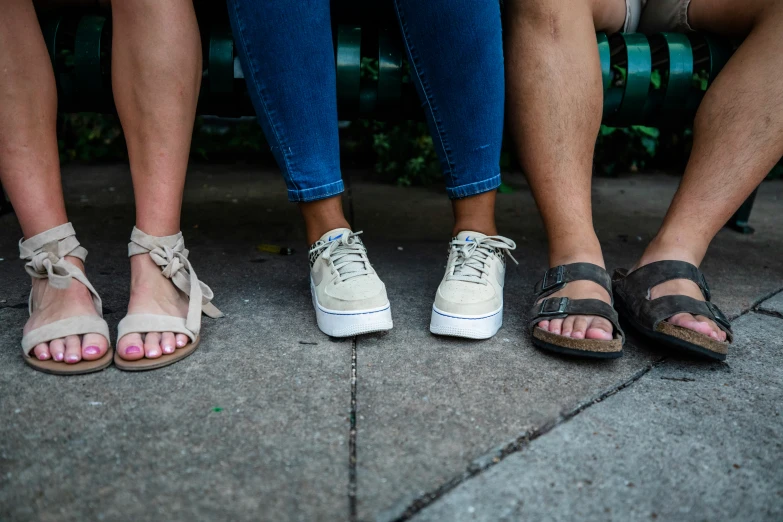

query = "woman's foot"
(116, 252), (191, 360)
(25, 256), (109, 363)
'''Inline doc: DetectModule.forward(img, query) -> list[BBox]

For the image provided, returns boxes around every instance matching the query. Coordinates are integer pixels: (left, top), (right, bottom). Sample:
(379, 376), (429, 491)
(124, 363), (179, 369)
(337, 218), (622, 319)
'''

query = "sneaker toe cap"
(320, 275), (389, 311)
(434, 281), (500, 315)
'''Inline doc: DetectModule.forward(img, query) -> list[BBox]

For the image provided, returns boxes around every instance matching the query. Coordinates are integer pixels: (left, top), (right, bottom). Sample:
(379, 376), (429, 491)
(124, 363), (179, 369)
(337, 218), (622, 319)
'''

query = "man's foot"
(116, 253), (191, 360)
(309, 228), (393, 337)
(25, 256), (110, 363)
(631, 256), (727, 342)
(535, 258), (615, 341)
(430, 231), (517, 339)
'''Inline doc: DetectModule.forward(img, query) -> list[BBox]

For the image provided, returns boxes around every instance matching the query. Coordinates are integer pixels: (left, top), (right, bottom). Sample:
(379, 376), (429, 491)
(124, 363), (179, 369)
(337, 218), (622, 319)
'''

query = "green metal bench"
(18, 2), (757, 231)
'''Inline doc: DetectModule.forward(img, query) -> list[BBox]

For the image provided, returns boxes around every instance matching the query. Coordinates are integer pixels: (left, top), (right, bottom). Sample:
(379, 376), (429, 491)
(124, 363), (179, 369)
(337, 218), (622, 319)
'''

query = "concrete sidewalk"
(1, 165), (781, 521)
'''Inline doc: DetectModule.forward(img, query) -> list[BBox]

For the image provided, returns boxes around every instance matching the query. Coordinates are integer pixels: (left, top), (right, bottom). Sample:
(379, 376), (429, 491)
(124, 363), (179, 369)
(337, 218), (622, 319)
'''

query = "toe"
(118, 333), (145, 361)
(175, 334), (189, 348)
(144, 332), (163, 359)
(561, 316), (576, 338)
(33, 343), (51, 361)
(161, 332), (176, 355)
(694, 315), (722, 339)
(49, 339), (66, 362)
(537, 320), (550, 331)
(81, 333), (108, 361)
(585, 317), (614, 341)
(549, 318), (564, 335)
(571, 316), (589, 339)
(64, 335), (82, 364)
(669, 313), (719, 339)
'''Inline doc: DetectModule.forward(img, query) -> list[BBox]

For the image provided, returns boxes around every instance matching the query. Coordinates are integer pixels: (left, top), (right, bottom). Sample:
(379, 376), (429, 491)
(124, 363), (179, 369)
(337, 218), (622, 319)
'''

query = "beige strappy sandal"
(18, 223), (112, 375)
(115, 227), (222, 371)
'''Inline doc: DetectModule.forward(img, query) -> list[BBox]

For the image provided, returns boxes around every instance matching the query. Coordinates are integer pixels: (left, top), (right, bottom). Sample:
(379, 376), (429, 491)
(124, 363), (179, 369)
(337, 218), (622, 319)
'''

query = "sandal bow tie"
(19, 226), (88, 290)
(128, 227), (222, 336)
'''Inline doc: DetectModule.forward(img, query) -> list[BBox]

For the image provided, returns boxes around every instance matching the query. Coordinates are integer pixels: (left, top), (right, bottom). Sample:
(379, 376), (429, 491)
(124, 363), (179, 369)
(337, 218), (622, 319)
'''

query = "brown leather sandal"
(528, 263), (625, 359)
(612, 260), (732, 361)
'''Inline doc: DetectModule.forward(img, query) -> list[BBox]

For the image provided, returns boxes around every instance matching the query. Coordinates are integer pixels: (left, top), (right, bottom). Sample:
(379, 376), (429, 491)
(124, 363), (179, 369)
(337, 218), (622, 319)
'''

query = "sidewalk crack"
(349, 335), (358, 522)
(391, 293), (775, 521)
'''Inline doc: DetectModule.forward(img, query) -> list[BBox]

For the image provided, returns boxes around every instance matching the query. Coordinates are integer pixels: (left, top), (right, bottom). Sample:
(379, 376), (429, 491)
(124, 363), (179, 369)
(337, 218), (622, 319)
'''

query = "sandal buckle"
(706, 301), (730, 330)
(539, 297), (569, 316)
(699, 272), (712, 301)
(541, 265), (566, 292)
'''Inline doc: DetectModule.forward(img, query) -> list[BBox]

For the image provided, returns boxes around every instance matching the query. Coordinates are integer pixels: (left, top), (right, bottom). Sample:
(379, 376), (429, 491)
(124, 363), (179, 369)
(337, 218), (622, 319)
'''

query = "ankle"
(547, 235), (604, 268)
(636, 234), (705, 270)
(451, 221), (497, 237)
(305, 219), (351, 245)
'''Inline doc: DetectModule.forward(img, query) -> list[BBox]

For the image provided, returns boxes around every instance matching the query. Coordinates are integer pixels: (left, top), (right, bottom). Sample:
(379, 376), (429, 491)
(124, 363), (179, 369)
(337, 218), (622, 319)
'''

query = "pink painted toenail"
(163, 345), (174, 354)
(38, 353), (48, 361)
(65, 355), (80, 363)
(177, 340), (186, 347)
(125, 345), (142, 355)
(84, 346), (101, 356)
(54, 353), (64, 361)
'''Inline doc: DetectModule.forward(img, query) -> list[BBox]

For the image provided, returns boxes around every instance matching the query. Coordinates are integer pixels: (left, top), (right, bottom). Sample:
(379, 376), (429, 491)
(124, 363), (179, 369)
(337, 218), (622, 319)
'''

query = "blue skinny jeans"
(227, 0), (504, 202)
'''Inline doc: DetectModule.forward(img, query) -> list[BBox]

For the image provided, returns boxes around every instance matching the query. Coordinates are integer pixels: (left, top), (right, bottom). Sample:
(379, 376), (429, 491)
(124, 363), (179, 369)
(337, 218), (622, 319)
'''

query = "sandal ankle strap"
(18, 222), (102, 316)
(127, 227), (222, 337)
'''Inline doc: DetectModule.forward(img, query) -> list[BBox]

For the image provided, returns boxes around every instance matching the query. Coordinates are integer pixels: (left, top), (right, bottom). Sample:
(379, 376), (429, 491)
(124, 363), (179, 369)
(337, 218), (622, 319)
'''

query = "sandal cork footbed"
(532, 327), (623, 358)
(113, 336), (200, 372)
(656, 322), (729, 358)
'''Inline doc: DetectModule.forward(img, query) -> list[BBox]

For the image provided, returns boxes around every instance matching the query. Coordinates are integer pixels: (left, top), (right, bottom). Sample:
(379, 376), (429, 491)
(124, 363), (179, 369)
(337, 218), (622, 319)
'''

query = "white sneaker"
(309, 228), (393, 337)
(430, 231), (517, 339)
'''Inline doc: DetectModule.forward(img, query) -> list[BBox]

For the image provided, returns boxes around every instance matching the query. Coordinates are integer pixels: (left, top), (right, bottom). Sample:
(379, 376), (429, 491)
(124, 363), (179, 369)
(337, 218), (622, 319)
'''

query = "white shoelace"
(447, 235), (518, 284)
(311, 231), (372, 282)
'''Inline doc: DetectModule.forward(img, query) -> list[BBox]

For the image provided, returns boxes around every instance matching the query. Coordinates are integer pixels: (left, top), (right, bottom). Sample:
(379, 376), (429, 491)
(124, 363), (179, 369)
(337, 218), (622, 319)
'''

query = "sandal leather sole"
(114, 336), (200, 372)
(532, 327), (623, 359)
(24, 347), (114, 375)
(614, 292), (728, 361)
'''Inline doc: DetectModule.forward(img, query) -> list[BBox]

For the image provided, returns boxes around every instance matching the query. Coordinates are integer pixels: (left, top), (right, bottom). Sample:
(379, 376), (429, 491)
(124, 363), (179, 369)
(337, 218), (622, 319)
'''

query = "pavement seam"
(349, 335), (358, 522)
(736, 287), (783, 320)
(388, 359), (664, 522)
(388, 291), (783, 521)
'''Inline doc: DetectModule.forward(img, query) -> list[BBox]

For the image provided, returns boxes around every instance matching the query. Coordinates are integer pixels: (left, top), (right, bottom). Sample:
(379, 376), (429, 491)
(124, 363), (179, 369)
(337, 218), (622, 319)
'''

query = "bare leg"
(0, 0), (108, 363)
(634, 0), (783, 341)
(298, 189), (498, 245)
(300, 196), (351, 245)
(111, 0), (202, 360)
(505, 0), (625, 340)
(452, 191), (498, 237)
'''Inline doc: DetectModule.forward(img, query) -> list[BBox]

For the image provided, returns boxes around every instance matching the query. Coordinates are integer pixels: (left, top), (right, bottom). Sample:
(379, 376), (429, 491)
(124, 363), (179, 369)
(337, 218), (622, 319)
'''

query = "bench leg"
(725, 188), (758, 234)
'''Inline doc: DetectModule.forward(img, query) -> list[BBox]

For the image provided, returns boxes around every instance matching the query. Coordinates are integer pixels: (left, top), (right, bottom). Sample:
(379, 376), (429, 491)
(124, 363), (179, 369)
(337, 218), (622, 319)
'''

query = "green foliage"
(58, 113), (126, 163)
(364, 120), (441, 187)
(190, 117), (268, 161)
(595, 125), (662, 176)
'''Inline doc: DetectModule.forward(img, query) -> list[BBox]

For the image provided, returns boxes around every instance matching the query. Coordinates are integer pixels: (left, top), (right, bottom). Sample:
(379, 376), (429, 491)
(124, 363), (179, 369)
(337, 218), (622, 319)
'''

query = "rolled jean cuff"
(287, 179), (345, 203)
(446, 173), (501, 200)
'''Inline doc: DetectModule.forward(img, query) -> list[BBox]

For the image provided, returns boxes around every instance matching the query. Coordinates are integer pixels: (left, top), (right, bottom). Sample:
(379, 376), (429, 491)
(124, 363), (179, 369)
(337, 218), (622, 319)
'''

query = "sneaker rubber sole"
(429, 304), (503, 340)
(311, 282), (393, 337)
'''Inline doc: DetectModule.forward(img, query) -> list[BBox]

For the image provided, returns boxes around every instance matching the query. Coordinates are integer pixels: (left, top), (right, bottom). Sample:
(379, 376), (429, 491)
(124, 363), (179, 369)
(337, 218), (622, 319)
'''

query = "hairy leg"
(505, 0), (625, 340)
(0, 0), (107, 363)
(111, 0), (202, 360)
(636, 0), (783, 340)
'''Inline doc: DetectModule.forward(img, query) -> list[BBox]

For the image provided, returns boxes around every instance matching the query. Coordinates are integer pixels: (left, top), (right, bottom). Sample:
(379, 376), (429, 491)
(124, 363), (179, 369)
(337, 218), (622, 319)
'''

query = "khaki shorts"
(624, 0), (694, 33)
